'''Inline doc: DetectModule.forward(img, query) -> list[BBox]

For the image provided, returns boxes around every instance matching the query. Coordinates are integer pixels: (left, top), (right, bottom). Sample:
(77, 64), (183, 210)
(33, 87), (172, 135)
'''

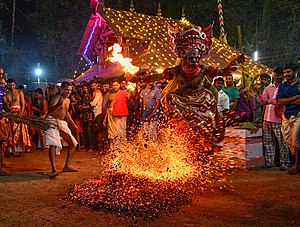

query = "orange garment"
(9, 106), (31, 148)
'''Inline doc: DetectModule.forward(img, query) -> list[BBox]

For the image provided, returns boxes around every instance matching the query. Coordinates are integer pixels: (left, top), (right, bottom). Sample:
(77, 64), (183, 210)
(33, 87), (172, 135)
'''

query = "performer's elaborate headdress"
(167, 22), (214, 59)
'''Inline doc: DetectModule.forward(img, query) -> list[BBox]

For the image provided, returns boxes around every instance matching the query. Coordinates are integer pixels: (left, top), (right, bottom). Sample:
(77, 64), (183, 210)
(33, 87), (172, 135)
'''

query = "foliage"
(27, 0), (90, 80)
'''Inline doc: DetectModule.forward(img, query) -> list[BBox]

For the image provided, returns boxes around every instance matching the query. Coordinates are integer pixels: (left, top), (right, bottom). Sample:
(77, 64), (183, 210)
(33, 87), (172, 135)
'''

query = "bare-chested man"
(44, 81), (79, 178)
(6, 79), (31, 154)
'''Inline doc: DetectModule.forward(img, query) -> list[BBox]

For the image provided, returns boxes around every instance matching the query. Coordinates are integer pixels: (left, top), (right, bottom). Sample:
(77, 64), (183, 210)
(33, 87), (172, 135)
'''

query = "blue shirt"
(276, 79), (300, 119)
(140, 86), (162, 122)
(0, 85), (5, 111)
(0, 85), (6, 119)
(222, 85), (240, 108)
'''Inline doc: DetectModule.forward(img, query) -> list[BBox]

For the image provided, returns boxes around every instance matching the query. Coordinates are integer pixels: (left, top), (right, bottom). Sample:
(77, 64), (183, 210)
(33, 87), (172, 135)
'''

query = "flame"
(68, 126), (238, 221)
(155, 68), (164, 74)
(108, 44), (139, 75)
(126, 82), (136, 91)
(106, 129), (198, 181)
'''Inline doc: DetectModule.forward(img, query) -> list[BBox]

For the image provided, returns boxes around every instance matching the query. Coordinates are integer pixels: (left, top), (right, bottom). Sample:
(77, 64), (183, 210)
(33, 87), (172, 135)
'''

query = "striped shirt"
(257, 84), (284, 123)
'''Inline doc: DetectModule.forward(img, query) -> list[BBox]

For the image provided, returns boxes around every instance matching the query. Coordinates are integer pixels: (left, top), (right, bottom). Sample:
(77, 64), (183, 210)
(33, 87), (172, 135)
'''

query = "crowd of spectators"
(0, 62), (299, 175)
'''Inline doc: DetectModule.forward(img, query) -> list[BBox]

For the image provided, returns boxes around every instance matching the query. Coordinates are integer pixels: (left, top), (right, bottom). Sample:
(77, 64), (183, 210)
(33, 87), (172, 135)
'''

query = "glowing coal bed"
(67, 128), (236, 222)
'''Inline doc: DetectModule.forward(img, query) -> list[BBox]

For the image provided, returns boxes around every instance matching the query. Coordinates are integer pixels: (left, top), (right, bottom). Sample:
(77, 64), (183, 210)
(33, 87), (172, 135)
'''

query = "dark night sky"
(0, 0), (299, 85)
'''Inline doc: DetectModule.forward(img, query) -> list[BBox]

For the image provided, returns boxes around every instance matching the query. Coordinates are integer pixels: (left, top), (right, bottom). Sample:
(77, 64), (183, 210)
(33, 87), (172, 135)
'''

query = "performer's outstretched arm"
(215, 54), (245, 77)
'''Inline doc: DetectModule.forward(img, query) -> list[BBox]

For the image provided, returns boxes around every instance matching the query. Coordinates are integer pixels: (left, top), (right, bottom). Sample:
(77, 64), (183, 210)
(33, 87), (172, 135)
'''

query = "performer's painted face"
(182, 48), (201, 75)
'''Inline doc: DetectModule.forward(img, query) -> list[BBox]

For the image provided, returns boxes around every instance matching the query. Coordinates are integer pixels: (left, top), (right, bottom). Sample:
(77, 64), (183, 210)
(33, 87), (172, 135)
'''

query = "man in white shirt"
(214, 76), (230, 115)
(90, 80), (104, 151)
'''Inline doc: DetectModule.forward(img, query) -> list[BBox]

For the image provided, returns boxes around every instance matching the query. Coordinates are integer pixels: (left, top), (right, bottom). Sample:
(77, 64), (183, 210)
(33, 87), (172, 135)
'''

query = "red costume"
(137, 23), (244, 153)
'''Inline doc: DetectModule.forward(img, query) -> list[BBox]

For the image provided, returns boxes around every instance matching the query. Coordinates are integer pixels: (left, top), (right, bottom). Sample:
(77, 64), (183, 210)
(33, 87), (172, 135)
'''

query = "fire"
(105, 128), (198, 181)
(126, 82), (136, 91)
(67, 123), (239, 222)
(108, 43), (139, 75)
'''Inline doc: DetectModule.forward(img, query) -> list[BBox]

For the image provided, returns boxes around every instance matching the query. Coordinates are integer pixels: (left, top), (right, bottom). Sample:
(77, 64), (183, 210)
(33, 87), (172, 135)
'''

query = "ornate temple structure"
(75, 0), (271, 83)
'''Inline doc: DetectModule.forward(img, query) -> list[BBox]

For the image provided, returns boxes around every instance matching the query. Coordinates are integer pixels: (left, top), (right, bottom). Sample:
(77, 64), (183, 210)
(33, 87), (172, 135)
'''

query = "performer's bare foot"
(0, 169), (10, 176)
(62, 167), (79, 172)
(49, 172), (59, 179)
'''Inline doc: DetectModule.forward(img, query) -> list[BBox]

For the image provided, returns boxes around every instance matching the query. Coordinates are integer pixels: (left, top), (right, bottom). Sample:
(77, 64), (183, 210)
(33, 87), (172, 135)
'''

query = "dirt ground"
(0, 149), (299, 226)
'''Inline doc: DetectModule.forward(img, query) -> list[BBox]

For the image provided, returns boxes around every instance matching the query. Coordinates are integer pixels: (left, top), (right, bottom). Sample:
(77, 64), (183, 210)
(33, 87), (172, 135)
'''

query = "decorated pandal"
(67, 127), (239, 222)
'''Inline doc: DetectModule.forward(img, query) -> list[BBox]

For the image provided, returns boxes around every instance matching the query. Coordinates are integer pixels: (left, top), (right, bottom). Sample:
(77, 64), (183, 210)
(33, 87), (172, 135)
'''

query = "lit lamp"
(253, 51), (258, 61)
(35, 63), (42, 84)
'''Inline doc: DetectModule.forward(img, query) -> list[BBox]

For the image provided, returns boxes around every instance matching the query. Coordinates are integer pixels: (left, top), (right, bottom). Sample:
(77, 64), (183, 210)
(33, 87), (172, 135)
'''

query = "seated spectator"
(236, 90), (255, 123)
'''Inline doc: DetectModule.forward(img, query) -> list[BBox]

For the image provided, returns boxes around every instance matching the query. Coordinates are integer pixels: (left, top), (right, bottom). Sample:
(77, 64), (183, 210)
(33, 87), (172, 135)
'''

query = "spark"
(67, 126), (239, 222)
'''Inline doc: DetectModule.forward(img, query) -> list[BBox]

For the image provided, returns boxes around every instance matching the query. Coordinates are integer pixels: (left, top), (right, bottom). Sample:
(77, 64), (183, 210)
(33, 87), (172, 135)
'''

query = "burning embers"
(68, 173), (193, 222)
(67, 128), (236, 222)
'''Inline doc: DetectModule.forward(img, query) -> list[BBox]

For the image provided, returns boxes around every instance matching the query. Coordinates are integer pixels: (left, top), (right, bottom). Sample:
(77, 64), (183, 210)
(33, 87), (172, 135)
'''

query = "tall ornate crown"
(167, 22), (214, 58)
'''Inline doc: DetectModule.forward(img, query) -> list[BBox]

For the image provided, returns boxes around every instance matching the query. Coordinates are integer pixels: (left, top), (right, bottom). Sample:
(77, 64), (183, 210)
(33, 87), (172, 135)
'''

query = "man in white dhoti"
(104, 80), (129, 150)
(44, 81), (79, 178)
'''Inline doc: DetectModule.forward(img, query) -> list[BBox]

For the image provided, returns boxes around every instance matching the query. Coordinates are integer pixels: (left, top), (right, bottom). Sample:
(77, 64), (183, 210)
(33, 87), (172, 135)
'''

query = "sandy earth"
(0, 149), (299, 226)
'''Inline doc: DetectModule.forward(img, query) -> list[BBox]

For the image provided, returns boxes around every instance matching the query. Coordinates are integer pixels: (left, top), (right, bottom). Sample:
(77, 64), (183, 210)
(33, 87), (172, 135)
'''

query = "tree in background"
(28, 0), (90, 81)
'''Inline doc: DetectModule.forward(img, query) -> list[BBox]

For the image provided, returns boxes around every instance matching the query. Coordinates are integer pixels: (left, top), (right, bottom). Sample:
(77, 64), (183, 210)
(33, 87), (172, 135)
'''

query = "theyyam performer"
(134, 23), (245, 153)
(44, 81), (79, 178)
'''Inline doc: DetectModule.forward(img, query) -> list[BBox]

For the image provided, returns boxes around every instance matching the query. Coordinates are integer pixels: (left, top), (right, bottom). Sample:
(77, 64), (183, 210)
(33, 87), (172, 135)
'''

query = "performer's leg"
(48, 145), (58, 178)
(60, 131), (78, 172)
